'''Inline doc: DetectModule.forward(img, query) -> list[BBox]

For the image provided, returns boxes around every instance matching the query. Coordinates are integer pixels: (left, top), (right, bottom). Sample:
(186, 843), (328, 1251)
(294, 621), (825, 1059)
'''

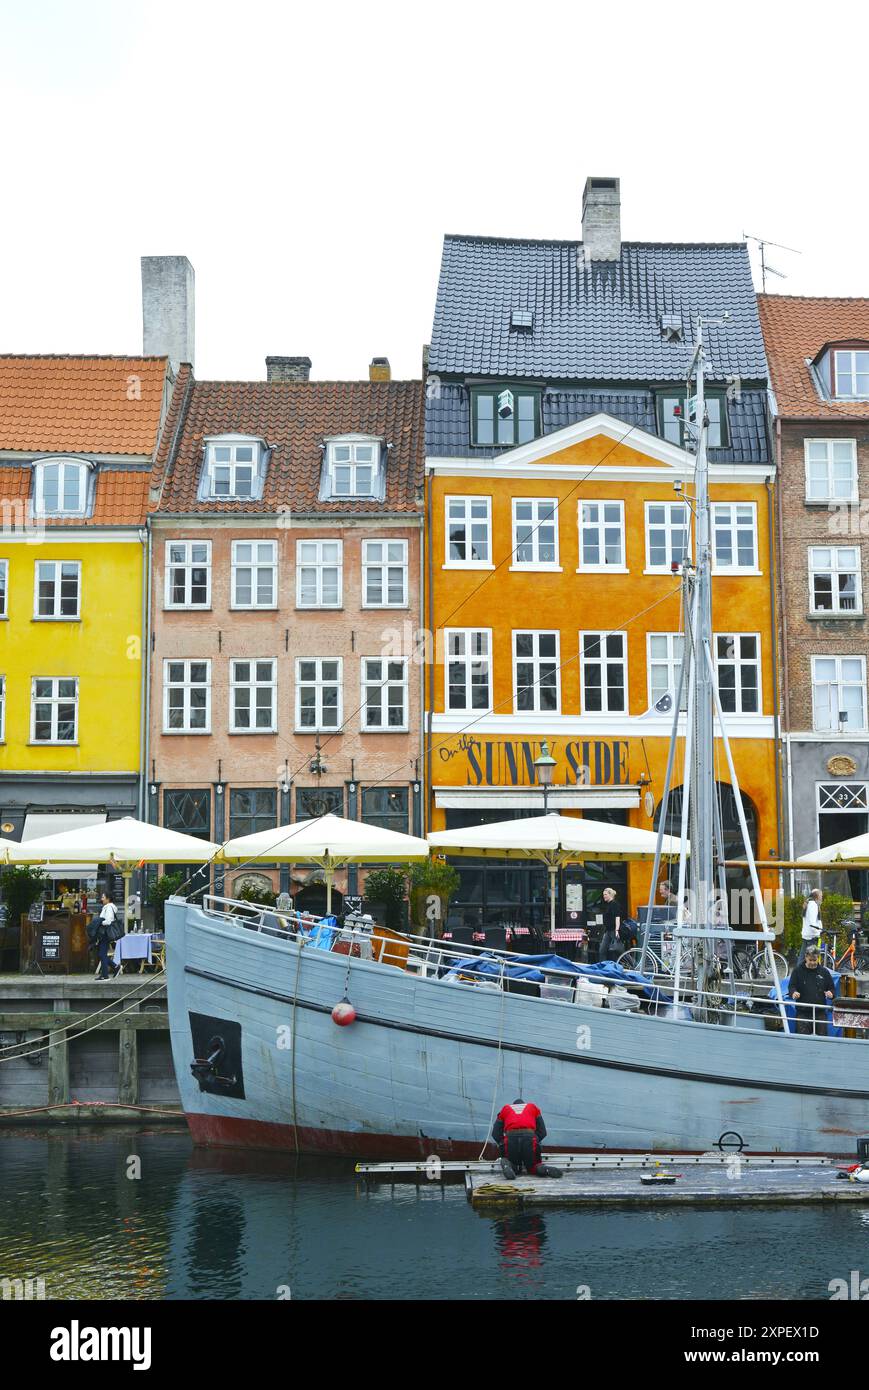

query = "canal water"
(1, 1127), (867, 1300)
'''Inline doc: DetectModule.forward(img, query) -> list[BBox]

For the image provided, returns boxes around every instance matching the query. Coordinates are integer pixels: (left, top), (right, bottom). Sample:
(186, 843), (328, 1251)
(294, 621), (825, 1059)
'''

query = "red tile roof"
(0, 355), (170, 454)
(0, 464), (152, 528)
(758, 295), (869, 419)
(155, 378), (424, 515)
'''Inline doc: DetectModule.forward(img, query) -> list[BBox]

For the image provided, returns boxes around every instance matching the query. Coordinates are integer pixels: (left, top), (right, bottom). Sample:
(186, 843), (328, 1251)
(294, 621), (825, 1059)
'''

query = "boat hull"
(166, 901), (869, 1159)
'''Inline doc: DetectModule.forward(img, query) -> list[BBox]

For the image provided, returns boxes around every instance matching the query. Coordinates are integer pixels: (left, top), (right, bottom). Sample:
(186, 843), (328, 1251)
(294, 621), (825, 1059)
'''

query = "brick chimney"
(266, 356), (312, 382)
(369, 357), (391, 382)
(581, 177), (621, 263)
(141, 256), (195, 370)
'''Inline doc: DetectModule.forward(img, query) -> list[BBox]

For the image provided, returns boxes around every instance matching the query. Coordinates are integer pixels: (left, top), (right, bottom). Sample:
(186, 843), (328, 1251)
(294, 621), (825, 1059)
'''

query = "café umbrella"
(6, 817), (222, 924)
(796, 832), (869, 866)
(427, 812), (684, 936)
(221, 813), (430, 913)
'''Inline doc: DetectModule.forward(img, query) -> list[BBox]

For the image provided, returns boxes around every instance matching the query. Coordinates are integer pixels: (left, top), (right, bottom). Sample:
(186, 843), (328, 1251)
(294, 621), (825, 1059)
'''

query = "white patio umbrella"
(797, 833), (869, 866)
(7, 816), (222, 924)
(0, 838), (17, 864)
(221, 813), (430, 913)
(428, 812), (683, 936)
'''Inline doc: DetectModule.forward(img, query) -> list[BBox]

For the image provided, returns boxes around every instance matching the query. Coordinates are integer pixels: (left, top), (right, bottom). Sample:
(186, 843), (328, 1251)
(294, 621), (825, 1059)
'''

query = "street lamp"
(534, 741), (557, 815)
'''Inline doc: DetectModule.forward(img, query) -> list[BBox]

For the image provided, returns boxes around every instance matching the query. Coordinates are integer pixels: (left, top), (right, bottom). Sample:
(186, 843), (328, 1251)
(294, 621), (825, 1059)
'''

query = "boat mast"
(689, 320), (716, 969)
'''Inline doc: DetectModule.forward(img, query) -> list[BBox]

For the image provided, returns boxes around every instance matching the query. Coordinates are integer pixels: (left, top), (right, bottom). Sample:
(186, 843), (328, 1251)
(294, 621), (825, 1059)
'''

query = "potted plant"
(363, 867), (408, 933)
(146, 872), (185, 931)
(0, 864), (48, 926)
(408, 858), (460, 938)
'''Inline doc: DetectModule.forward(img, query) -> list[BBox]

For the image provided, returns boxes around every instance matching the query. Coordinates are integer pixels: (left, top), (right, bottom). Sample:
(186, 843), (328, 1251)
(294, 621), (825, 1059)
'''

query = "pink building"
(147, 357), (424, 910)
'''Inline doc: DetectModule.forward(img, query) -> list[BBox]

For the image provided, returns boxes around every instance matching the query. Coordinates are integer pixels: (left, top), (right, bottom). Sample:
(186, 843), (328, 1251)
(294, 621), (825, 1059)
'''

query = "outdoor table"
(113, 932), (154, 973)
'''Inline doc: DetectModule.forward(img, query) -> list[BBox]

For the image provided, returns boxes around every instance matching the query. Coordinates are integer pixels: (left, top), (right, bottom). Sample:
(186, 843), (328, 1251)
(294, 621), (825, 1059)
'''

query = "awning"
(433, 786), (640, 810)
(21, 811), (107, 878)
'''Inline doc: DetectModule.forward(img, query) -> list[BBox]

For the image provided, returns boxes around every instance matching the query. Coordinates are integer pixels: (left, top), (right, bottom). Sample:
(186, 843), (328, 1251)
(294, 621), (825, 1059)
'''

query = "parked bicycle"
(816, 922), (869, 975)
(728, 940), (789, 983)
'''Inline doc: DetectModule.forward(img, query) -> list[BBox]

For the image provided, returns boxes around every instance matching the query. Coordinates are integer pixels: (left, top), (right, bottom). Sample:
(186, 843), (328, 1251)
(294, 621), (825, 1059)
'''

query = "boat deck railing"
(195, 895), (868, 1039)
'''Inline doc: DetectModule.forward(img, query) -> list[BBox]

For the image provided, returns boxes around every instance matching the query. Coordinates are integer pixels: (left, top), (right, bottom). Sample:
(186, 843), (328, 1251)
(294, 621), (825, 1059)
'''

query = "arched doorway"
(655, 782), (759, 923)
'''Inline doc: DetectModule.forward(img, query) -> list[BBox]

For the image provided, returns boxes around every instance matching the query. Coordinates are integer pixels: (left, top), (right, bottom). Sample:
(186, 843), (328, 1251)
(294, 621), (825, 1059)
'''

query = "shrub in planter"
(408, 859), (460, 936)
(147, 873), (185, 931)
(0, 865), (48, 925)
(363, 867), (408, 933)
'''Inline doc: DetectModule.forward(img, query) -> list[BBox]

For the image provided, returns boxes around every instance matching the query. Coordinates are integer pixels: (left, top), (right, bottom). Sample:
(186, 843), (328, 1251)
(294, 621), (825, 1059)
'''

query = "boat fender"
(332, 997), (357, 1027)
(850, 1165), (869, 1183)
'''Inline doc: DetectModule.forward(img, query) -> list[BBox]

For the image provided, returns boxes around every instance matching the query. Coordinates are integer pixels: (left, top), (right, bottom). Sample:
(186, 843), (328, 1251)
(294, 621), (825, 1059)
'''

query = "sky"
(2, 0), (868, 381)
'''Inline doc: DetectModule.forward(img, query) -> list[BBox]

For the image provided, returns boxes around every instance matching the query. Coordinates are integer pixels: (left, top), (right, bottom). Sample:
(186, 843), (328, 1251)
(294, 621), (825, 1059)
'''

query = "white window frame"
(0, 559), (7, 618)
(361, 656), (409, 732)
(445, 495), (493, 569)
(362, 539), (408, 608)
(162, 659), (212, 734)
(229, 658), (277, 734)
(295, 657), (343, 733)
(33, 458), (88, 517)
(0, 674), (5, 741)
(711, 502), (759, 573)
(33, 560), (81, 620)
(295, 539), (343, 609)
(510, 498), (560, 571)
(580, 630), (628, 715)
(808, 546), (863, 616)
(804, 439), (858, 504)
(644, 501), (690, 572)
(326, 437), (381, 498)
(714, 633), (762, 715)
(164, 540), (212, 610)
(30, 677), (78, 744)
(647, 632), (687, 711)
(512, 630), (561, 714)
(811, 654), (867, 733)
(205, 437), (261, 500)
(833, 349), (869, 400)
(231, 540), (277, 610)
(817, 782), (869, 812)
(444, 628), (493, 713)
(577, 500), (627, 573)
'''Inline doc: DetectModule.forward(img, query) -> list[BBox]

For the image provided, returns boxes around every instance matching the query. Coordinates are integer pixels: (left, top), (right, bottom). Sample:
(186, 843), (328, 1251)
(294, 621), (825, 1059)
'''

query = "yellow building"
(0, 355), (174, 881)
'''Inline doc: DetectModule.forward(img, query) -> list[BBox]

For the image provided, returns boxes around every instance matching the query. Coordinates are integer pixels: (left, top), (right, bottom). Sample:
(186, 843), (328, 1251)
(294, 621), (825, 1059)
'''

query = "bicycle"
(729, 940), (789, 983)
(816, 922), (869, 975)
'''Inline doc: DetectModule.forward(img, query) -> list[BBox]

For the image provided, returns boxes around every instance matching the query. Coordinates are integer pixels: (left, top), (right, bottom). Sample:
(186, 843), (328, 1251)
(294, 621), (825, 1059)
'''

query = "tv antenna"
(743, 232), (801, 293)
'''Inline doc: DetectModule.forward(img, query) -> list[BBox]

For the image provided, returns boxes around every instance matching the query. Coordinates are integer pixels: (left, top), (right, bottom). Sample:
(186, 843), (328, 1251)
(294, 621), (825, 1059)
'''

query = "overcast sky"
(2, 1), (867, 381)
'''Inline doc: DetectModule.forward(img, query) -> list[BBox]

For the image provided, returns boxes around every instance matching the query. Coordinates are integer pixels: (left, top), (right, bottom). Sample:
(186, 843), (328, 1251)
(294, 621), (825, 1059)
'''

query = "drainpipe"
(138, 524), (151, 821)
(418, 514), (426, 833)
(766, 475), (784, 888)
(774, 416), (796, 892)
(425, 471), (434, 835)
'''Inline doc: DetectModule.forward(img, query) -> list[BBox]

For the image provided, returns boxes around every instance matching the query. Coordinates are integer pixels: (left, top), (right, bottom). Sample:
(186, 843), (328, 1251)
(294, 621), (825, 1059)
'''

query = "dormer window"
(471, 386), (541, 447)
(833, 348), (869, 400)
(204, 436), (264, 500)
(323, 437), (382, 499)
(657, 391), (728, 449)
(33, 458), (89, 516)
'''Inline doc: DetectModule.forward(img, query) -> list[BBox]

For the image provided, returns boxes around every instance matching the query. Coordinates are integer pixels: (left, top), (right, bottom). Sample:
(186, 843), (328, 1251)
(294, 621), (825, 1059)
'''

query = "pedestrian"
(94, 892), (119, 981)
(789, 945), (835, 1036)
(598, 886), (623, 961)
(798, 888), (823, 965)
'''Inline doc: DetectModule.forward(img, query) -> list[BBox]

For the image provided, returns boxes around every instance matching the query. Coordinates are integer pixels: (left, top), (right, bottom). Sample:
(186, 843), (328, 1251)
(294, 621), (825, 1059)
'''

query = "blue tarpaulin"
(442, 951), (670, 1005)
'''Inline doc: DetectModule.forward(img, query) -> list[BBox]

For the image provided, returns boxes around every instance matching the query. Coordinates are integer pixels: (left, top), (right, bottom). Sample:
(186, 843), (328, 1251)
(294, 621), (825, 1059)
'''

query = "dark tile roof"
(154, 378), (424, 516)
(758, 294), (869, 419)
(426, 383), (770, 464)
(429, 237), (768, 383)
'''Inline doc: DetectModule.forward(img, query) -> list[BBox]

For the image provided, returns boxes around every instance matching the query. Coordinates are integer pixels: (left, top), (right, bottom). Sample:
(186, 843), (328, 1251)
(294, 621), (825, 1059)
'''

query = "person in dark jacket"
(789, 947), (835, 1036)
(492, 1098), (562, 1179)
(598, 887), (622, 961)
(94, 892), (119, 981)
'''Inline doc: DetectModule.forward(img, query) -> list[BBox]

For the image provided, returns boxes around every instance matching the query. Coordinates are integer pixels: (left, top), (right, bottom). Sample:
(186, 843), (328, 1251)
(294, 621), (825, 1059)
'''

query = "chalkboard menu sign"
(40, 930), (61, 961)
(28, 901), (45, 923)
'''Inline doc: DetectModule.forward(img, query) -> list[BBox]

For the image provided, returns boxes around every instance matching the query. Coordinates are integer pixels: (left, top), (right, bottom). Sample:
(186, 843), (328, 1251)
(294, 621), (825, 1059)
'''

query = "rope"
(477, 960), (508, 1160)
(0, 980), (168, 1066)
(289, 934), (304, 1156)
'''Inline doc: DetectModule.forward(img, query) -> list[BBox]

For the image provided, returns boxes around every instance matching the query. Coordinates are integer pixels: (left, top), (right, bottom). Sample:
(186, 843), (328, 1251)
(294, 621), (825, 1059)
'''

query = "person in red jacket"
(492, 1098), (562, 1179)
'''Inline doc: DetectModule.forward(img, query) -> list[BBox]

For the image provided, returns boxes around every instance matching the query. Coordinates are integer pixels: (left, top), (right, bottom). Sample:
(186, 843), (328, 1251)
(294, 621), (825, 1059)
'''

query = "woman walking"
(95, 892), (119, 981)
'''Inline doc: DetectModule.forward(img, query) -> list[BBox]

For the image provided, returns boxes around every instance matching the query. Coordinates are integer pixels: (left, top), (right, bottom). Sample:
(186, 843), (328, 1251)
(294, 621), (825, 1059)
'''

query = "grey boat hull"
(166, 900), (869, 1158)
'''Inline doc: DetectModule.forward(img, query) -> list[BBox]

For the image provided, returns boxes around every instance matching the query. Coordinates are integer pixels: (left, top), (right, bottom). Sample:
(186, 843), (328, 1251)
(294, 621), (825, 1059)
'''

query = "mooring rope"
(477, 960), (508, 1160)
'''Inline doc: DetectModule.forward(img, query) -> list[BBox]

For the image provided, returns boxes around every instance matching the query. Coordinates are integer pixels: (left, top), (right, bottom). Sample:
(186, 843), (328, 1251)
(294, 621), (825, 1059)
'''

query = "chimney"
(141, 256), (195, 370)
(581, 177), (621, 263)
(369, 356), (391, 382)
(266, 356), (312, 383)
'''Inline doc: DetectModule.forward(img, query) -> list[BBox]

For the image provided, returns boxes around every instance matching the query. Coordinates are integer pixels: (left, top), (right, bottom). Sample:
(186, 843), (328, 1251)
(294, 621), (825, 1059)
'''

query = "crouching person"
(493, 1098), (562, 1179)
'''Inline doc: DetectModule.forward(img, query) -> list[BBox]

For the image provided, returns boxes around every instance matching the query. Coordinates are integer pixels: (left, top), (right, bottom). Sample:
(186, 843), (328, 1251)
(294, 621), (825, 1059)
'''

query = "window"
(809, 547), (862, 615)
(833, 349), (869, 400)
(163, 659), (211, 733)
(645, 502), (689, 571)
(362, 540), (408, 607)
(206, 438), (260, 498)
(581, 632), (627, 713)
(658, 392), (727, 448)
(229, 787), (277, 839)
(446, 496), (491, 566)
(818, 782), (869, 812)
(34, 561), (81, 619)
(231, 541), (276, 609)
(165, 541), (211, 609)
(647, 633), (687, 710)
(512, 499), (559, 568)
(805, 440), (858, 503)
(715, 635), (760, 714)
(0, 675), (5, 741)
(33, 459), (88, 516)
(326, 439), (380, 497)
(445, 629), (492, 712)
(811, 655), (867, 732)
(295, 658), (342, 731)
(296, 540), (342, 608)
(31, 677), (78, 743)
(471, 387), (540, 447)
(230, 659), (277, 733)
(579, 501), (625, 570)
(163, 788), (212, 899)
(362, 786), (409, 833)
(0, 560), (7, 617)
(712, 503), (758, 571)
(297, 786), (344, 819)
(361, 657), (409, 731)
(513, 631), (559, 713)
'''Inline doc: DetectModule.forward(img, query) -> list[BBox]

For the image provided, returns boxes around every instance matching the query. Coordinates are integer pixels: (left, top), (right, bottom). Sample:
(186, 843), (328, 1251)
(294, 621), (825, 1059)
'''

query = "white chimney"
(141, 256), (195, 370)
(581, 178), (621, 263)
